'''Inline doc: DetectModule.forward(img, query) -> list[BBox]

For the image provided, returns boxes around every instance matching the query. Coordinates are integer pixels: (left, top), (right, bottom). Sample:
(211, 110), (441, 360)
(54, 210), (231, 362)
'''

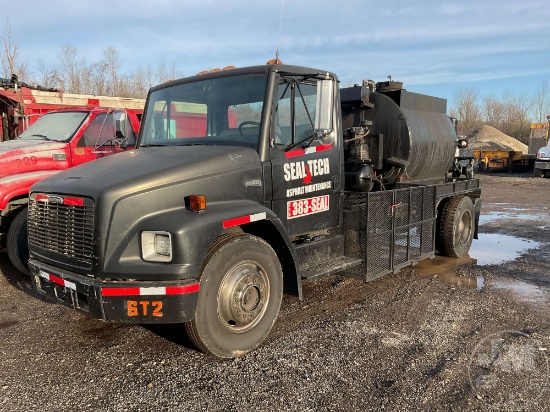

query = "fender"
(102, 200), (300, 294)
(0, 170), (61, 212)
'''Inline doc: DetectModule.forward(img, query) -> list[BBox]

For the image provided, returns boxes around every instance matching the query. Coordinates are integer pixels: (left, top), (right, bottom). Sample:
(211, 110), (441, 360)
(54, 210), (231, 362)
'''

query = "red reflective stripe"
(101, 284), (200, 296)
(316, 144), (333, 152)
(223, 215), (251, 229)
(64, 197), (84, 206)
(285, 143), (333, 159)
(101, 287), (141, 296)
(166, 284), (200, 295)
(35, 194), (49, 202)
(285, 148), (305, 159)
(49, 274), (65, 287)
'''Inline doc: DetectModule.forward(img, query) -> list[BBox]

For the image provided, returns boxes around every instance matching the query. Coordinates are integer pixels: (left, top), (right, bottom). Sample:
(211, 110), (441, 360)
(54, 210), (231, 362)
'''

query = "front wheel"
(184, 234), (283, 358)
(436, 196), (474, 258)
(534, 168), (546, 178)
(7, 208), (30, 275)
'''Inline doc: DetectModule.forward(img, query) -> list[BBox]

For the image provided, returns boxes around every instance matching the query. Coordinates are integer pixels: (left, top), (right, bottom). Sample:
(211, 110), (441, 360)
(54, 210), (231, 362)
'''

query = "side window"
(83, 113), (115, 146)
(274, 79), (318, 147)
(123, 118), (136, 145)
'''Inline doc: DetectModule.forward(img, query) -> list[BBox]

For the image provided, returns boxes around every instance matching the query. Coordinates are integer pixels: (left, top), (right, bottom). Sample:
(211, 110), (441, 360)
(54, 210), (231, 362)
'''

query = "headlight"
(141, 231), (172, 262)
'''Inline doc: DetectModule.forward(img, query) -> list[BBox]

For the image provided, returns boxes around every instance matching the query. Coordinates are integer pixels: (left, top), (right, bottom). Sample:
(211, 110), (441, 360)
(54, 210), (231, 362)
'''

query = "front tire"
(184, 234), (283, 358)
(437, 196), (474, 258)
(7, 208), (30, 275)
(534, 168), (546, 178)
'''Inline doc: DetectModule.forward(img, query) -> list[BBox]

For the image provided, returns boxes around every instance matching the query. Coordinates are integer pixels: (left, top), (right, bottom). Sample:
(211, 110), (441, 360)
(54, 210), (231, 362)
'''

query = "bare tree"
(58, 44), (83, 93)
(36, 58), (61, 89)
(483, 96), (506, 129)
(103, 46), (121, 96)
(452, 87), (483, 136)
(532, 81), (550, 123)
(1, 21), (28, 80)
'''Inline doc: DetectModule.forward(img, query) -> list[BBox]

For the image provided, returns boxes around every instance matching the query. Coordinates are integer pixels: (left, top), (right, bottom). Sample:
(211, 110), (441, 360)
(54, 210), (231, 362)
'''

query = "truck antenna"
(275, 0), (284, 63)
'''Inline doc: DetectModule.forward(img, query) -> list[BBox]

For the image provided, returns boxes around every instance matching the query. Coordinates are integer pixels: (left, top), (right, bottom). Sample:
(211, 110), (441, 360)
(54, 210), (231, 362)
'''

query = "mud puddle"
(492, 279), (549, 304)
(413, 233), (540, 290)
(480, 205), (550, 225)
(413, 256), (484, 289)
(469, 233), (540, 265)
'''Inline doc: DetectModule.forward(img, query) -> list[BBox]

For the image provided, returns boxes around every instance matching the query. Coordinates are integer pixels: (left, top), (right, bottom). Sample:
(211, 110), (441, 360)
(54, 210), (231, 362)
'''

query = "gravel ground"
(1, 173), (549, 411)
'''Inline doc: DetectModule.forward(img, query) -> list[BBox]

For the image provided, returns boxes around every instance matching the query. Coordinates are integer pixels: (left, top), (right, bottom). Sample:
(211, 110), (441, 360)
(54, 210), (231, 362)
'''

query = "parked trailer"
(28, 63), (481, 358)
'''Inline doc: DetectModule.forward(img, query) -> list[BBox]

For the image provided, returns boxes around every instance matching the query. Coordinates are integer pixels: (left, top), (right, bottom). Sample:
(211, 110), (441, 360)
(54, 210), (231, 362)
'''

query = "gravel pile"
(465, 125), (528, 152)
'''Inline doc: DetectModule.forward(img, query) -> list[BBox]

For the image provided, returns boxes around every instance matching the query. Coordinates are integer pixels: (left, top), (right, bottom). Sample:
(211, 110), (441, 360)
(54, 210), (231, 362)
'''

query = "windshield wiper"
(285, 132), (317, 151)
(30, 134), (52, 141)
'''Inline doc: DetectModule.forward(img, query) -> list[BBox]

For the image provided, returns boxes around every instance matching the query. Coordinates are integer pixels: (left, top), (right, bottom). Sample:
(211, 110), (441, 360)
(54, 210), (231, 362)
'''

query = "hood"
(31, 145), (263, 202)
(537, 144), (550, 159)
(0, 139), (69, 177)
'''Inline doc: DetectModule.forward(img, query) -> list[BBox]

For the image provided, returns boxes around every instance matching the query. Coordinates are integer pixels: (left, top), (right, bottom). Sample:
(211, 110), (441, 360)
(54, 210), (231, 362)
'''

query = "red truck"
(0, 104), (144, 274)
(1, 75), (145, 141)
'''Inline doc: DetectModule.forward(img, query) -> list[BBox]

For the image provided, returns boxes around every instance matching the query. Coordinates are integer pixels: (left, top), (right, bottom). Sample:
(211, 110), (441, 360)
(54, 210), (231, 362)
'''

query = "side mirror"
(315, 79), (334, 131)
(114, 111), (127, 140)
(315, 128), (335, 145)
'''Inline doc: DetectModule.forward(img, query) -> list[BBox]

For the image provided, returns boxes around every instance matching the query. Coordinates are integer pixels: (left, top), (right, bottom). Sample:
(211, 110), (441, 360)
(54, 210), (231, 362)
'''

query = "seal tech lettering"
(283, 158), (330, 183)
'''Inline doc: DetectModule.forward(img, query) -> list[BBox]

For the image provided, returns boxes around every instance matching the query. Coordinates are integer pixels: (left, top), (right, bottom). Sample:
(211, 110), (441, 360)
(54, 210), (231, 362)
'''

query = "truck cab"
(28, 64), (480, 358)
(1, 106), (141, 273)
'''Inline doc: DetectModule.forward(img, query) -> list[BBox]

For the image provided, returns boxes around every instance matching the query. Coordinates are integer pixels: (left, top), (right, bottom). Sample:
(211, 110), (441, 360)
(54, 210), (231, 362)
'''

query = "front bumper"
(535, 160), (550, 170)
(29, 259), (200, 323)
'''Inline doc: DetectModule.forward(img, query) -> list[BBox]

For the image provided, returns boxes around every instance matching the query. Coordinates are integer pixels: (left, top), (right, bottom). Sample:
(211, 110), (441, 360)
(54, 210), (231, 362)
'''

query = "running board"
(299, 256), (362, 281)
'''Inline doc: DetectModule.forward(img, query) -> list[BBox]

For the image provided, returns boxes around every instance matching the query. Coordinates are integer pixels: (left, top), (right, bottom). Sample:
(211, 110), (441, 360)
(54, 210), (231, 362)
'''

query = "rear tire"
(7, 208), (30, 275)
(437, 196), (474, 258)
(184, 234), (283, 358)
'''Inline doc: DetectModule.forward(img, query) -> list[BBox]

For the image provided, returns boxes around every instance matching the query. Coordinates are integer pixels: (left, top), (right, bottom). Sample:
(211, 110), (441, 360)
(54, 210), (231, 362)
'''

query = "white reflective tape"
(139, 287), (166, 296)
(39, 270), (50, 280)
(64, 280), (77, 291)
(304, 147), (317, 154)
(249, 212), (266, 222)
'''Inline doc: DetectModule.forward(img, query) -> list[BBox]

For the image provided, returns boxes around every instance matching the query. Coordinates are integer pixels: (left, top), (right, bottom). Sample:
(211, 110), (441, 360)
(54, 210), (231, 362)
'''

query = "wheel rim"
(458, 210), (472, 246)
(217, 260), (270, 333)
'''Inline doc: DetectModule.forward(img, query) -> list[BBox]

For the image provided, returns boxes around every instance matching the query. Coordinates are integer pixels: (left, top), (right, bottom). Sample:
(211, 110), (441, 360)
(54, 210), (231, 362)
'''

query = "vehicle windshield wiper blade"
(30, 134), (52, 141)
(285, 132), (316, 151)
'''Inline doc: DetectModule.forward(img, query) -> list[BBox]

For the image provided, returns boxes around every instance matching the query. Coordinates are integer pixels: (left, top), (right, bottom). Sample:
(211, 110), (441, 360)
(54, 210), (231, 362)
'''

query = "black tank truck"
(28, 64), (481, 358)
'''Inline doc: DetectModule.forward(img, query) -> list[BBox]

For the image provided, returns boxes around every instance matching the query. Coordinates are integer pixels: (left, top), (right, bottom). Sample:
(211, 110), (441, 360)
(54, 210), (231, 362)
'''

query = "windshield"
(140, 73), (268, 149)
(18, 111), (88, 142)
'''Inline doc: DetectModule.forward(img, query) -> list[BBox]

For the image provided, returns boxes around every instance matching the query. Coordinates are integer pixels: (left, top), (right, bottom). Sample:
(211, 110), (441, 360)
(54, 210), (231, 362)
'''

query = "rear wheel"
(437, 196), (474, 258)
(7, 208), (30, 275)
(184, 234), (283, 358)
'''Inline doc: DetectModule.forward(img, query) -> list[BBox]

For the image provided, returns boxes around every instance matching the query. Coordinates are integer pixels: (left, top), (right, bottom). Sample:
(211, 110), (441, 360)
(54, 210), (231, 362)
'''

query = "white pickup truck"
(534, 116), (550, 178)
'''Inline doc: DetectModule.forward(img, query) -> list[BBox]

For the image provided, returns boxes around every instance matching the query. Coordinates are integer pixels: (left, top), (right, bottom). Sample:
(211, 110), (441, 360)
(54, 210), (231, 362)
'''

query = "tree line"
(2, 23), (180, 99)
(3, 23), (549, 143)
(450, 83), (549, 144)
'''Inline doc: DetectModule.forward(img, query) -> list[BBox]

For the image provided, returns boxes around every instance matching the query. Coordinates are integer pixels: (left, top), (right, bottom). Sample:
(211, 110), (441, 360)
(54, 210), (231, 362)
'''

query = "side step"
(299, 256), (362, 281)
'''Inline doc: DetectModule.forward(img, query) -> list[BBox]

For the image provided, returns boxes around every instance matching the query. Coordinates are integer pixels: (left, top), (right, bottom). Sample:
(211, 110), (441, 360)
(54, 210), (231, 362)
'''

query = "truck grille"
(28, 194), (95, 267)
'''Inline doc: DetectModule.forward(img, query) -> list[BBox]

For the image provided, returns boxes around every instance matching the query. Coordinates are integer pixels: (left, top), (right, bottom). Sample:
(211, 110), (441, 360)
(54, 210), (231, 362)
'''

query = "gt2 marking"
(127, 300), (163, 317)
(287, 195), (330, 219)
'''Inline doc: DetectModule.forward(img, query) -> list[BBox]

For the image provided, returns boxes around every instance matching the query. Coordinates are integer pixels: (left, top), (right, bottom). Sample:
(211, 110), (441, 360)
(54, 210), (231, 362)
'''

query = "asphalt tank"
(341, 80), (457, 190)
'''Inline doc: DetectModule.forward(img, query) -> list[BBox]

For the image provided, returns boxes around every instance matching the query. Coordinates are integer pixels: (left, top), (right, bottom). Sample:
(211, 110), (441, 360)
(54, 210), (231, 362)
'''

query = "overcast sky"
(5, 0), (550, 104)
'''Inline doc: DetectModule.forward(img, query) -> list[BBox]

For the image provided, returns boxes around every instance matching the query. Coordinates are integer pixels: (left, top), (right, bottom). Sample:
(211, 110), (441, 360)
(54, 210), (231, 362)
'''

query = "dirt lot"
(1, 173), (549, 411)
